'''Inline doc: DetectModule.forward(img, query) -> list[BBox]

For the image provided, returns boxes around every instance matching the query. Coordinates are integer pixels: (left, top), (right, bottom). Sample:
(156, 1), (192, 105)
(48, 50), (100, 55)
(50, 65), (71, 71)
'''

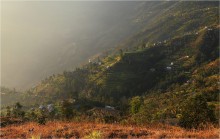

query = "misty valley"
(1, 1), (219, 138)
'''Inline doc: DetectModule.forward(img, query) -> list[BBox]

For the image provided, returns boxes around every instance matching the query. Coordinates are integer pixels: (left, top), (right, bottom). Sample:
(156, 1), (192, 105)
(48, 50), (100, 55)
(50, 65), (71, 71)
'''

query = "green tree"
(25, 109), (38, 121)
(179, 94), (216, 129)
(6, 106), (11, 117)
(59, 100), (73, 119)
(12, 102), (25, 118)
(33, 109), (47, 125)
(129, 96), (143, 114)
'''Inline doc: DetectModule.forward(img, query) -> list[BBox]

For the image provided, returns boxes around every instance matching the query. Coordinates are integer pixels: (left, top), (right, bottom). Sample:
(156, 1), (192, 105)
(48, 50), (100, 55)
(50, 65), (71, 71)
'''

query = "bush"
(179, 94), (216, 129)
(83, 131), (102, 139)
(129, 96), (143, 114)
(37, 115), (46, 125)
(104, 116), (117, 123)
(12, 102), (25, 119)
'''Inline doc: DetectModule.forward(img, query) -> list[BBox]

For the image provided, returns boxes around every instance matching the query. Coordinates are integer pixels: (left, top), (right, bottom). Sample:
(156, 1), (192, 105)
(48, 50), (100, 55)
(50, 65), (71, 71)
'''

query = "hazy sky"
(1, 1), (141, 90)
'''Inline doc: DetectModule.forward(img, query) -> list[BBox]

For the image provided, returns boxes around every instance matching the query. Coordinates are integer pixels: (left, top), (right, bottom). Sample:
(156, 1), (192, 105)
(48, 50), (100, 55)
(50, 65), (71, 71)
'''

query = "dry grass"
(0, 121), (219, 138)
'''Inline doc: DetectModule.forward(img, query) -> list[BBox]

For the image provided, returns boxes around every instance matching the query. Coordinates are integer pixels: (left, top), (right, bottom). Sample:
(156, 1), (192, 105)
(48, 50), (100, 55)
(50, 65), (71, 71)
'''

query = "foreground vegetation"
(0, 121), (219, 138)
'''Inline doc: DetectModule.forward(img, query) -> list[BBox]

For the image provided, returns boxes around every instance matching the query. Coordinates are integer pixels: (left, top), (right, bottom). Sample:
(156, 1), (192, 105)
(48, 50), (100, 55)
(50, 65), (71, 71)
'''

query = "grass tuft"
(83, 130), (102, 139)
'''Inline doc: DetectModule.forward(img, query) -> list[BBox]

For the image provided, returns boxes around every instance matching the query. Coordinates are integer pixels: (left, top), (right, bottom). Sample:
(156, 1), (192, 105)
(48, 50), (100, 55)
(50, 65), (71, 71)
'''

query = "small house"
(186, 80), (191, 84)
(166, 66), (172, 70)
(150, 68), (156, 72)
(39, 105), (46, 111)
(47, 104), (54, 113)
(105, 105), (115, 110)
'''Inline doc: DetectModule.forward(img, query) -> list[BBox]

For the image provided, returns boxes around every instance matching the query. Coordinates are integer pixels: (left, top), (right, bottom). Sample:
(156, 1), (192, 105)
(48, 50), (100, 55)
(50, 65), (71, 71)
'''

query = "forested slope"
(1, 1), (219, 128)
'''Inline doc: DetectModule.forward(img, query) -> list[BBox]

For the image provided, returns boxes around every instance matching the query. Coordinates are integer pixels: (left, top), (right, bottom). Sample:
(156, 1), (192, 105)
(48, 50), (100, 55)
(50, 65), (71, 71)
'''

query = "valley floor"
(0, 121), (219, 138)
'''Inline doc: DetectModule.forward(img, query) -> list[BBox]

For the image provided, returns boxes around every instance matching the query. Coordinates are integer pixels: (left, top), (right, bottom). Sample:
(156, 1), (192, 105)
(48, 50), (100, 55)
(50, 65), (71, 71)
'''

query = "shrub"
(37, 115), (46, 125)
(12, 102), (25, 119)
(83, 130), (102, 139)
(104, 116), (117, 123)
(179, 94), (216, 129)
(129, 96), (143, 114)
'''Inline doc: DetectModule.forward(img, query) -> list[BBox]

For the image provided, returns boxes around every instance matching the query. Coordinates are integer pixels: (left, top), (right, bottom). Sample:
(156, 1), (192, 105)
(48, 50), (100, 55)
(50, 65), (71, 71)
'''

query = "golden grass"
(0, 121), (219, 138)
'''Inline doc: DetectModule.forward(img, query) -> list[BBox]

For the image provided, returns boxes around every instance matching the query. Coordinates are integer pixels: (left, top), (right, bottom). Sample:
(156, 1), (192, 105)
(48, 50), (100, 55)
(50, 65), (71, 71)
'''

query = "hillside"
(14, 24), (218, 104)
(1, 1), (219, 130)
(115, 1), (219, 51)
(2, 24), (217, 123)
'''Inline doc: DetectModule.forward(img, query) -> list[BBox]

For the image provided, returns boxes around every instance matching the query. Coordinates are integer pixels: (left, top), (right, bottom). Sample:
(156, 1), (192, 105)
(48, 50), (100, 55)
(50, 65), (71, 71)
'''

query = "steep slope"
(1, 1), (219, 111)
(114, 1), (219, 52)
(86, 25), (219, 102)
(9, 24), (218, 108)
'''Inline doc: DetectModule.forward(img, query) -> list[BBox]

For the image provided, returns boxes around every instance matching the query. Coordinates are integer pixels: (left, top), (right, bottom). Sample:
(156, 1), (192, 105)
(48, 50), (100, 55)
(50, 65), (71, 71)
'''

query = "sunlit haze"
(2, 1), (141, 90)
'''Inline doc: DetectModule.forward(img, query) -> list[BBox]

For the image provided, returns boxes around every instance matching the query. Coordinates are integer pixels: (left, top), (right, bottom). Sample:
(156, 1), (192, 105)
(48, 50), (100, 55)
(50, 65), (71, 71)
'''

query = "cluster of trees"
(195, 27), (219, 64)
(6, 102), (25, 118)
(128, 94), (217, 128)
(4, 100), (75, 125)
(179, 94), (216, 128)
(2, 90), (217, 129)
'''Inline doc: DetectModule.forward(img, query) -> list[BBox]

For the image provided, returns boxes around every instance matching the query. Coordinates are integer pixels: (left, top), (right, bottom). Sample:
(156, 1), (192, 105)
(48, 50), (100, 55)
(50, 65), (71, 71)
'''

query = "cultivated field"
(0, 121), (219, 138)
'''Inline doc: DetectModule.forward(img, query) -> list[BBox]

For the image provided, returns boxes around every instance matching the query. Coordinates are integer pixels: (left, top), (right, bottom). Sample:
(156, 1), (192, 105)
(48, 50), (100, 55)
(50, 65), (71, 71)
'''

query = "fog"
(1, 1), (143, 90)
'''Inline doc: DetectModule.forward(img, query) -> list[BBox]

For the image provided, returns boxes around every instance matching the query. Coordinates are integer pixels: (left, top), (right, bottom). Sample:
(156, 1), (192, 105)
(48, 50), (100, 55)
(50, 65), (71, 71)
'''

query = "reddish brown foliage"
(0, 121), (219, 138)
